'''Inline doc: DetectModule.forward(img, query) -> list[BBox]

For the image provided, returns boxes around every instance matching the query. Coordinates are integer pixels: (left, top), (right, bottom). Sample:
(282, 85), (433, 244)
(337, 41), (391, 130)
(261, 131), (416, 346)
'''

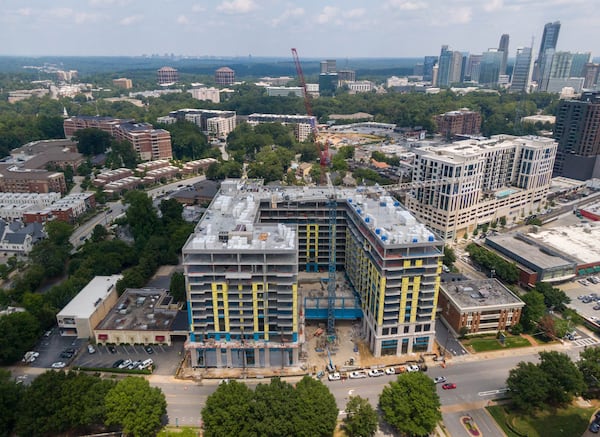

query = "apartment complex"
(406, 135), (557, 241)
(434, 109), (482, 137)
(247, 114), (316, 142)
(182, 179), (443, 368)
(159, 108), (237, 139)
(189, 87), (220, 103)
(215, 67), (235, 86)
(64, 116), (172, 161)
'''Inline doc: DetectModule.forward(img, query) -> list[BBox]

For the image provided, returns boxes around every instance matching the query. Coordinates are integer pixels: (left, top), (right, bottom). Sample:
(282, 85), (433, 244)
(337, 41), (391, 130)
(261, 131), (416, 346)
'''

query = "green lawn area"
(487, 404), (595, 437)
(462, 335), (531, 352)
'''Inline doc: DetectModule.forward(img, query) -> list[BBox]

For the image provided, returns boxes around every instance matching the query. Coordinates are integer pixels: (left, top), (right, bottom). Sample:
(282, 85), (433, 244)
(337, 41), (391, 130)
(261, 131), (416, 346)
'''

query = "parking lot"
(71, 340), (185, 376)
(563, 277), (600, 322)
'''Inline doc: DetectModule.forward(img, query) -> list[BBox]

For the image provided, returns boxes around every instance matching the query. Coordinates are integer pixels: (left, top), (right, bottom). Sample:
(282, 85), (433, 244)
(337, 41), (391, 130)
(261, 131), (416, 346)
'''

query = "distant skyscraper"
(423, 56), (438, 82)
(510, 47), (533, 93)
(498, 34), (510, 76)
(157, 66), (178, 85)
(479, 49), (503, 86)
(465, 55), (482, 82)
(215, 67), (235, 85)
(540, 51), (572, 91)
(437, 45), (452, 87)
(570, 52), (591, 77)
(583, 63), (600, 89)
(449, 51), (464, 84)
(533, 21), (561, 83)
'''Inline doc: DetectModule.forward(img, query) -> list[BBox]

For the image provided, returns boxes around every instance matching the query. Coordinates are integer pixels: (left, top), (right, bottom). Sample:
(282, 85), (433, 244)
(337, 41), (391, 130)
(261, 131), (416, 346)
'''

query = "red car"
(442, 383), (457, 390)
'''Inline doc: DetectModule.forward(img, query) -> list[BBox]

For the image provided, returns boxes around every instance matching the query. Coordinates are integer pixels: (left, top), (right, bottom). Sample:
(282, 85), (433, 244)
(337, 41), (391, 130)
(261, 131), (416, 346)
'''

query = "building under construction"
(182, 179), (443, 368)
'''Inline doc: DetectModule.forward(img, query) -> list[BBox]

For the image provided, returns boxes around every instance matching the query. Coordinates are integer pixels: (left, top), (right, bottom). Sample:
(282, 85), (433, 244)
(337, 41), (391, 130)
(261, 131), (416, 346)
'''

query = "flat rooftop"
(186, 179), (438, 252)
(486, 233), (576, 270)
(527, 223), (600, 264)
(441, 279), (523, 309)
(96, 288), (177, 331)
(57, 275), (122, 318)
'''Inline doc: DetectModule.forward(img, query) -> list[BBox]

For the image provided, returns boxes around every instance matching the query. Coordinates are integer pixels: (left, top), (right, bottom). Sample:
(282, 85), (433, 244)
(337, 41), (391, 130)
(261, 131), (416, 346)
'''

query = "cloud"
(216, 0), (257, 14)
(177, 15), (189, 25)
(271, 7), (304, 26)
(119, 15), (141, 25)
(47, 7), (98, 24)
(16, 8), (33, 16)
(385, 0), (427, 10)
(317, 6), (339, 24)
(89, 0), (131, 6)
(449, 6), (472, 24)
(483, 0), (503, 11)
(344, 8), (366, 19)
(192, 4), (206, 13)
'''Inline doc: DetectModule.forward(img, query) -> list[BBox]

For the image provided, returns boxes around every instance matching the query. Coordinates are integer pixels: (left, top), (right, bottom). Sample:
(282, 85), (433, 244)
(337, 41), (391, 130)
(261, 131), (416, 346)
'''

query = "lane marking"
(478, 388), (509, 396)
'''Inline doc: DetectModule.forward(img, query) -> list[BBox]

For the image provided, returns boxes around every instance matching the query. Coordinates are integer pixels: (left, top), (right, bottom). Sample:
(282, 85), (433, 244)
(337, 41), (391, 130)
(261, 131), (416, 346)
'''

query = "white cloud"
(385, 0), (427, 10)
(483, 0), (503, 11)
(271, 7), (304, 26)
(344, 8), (366, 19)
(192, 4), (206, 13)
(317, 6), (339, 24)
(119, 15), (141, 25)
(47, 7), (98, 24)
(177, 15), (189, 25)
(89, 0), (131, 6)
(216, 0), (257, 15)
(16, 8), (33, 16)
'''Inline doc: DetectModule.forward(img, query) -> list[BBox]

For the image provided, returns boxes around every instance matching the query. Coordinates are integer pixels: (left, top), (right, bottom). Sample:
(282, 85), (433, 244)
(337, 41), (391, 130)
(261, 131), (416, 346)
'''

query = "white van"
(139, 358), (154, 370)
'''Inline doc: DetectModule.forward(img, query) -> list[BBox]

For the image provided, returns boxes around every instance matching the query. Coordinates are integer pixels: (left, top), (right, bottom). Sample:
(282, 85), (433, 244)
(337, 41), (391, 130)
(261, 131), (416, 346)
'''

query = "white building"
(247, 114), (317, 142)
(266, 86), (304, 97)
(56, 275), (122, 338)
(406, 135), (558, 240)
(166, 109), (237, 139)
(189, 87), (220, 103)
(347, 81), (374, 93)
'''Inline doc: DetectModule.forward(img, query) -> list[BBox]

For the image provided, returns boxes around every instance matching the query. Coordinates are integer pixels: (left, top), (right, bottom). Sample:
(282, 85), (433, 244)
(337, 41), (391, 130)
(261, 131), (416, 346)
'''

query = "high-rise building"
(510, 47), (534, 93)
(570, 52), (591, 77)
(434, 109), (482, 138)
(540, 51), (575, 92)
(319, 73), (338, 96)
(479, 49), (503, 86)
(437, 45), (453, 87)
(450, 52), (464, 84)
(533, 21), (561, 83)
(182, 179), (443, 367)
(157, 67), (178, 85)
(406, 135), (557, 240)
(423, 56), (438, 82)
(583, 63), (600, 89)
(338, 70), (356, 82)
(215, 67), (235, 86)
(498, 34), (510, 76)
(553, 92), (600, 180)
(465, 55), (482, 82)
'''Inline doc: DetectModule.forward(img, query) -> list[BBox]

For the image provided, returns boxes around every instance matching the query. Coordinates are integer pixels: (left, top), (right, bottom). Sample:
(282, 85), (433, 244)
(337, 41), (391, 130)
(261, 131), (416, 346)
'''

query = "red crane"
(291, 48), (329, 177)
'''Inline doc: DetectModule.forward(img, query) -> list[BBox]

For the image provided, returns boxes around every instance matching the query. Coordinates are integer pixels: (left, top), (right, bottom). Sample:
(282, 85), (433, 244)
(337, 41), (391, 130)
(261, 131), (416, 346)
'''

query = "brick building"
(435, 108), (482, 138)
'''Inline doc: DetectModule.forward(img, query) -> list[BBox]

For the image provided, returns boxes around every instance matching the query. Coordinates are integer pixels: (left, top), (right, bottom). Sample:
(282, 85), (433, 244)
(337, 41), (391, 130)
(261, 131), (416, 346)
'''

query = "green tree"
(534, 282), (570, 311)
(539, 351), (585, 405)
(169, 272), (186, 304)
(293, 376), (338, 437)
(379, 372), (441, 436)
(0, 370), (23, 437)
(252, 378), (298, 437)
(104, 377), (167, 437)
(0, 311), (40, 364)
(91, 224), (109, 243)
(507, 361), (550, 412)
(344, 396), (378, 437)
(443, 245), (456, 268)
(520, 290), (546, 332)
(73, 128), (112, 155)
(578, 346), (600, 392)
(202, 380), (255, 437)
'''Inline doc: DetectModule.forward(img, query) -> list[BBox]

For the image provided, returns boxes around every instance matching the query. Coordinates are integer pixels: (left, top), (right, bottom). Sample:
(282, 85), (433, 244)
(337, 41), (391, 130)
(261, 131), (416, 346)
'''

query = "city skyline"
(1, 0), (599, 58)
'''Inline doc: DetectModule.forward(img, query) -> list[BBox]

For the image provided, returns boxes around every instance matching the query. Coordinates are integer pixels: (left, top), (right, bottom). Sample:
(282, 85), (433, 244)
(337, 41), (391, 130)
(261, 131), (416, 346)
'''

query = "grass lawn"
(487, 404), (595, 437)
(462, 335), (531, 353)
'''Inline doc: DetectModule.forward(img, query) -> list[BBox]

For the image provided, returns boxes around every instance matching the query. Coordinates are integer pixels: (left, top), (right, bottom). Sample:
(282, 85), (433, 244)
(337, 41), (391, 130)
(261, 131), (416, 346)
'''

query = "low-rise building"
(438, 278), (524, 335)
(57, 275), (122, 338)
(247, 114), (316, 142)
(112, 78), (133, 89)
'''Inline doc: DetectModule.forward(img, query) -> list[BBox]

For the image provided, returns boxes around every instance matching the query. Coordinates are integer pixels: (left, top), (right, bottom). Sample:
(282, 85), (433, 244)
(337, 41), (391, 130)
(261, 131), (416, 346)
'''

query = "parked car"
(384, 367), (396, 375)
(442, 383), (457, 390)
(112, 359), (124, 368)
(108, 345), (117, 354)
(145, 345), (154, 354)
(328, 372), (341, 381)
(349, 371), (367, 379)
(139, 358), (154, 370)
(51, 362), (66, 368)
(590, 420), (600, 434)
(434, 376), (447, 384)
(368, 369), (384, 377)
(406, 364), (420, 372)
(87, 345), (96, 354)
(118, 359), (132, 369)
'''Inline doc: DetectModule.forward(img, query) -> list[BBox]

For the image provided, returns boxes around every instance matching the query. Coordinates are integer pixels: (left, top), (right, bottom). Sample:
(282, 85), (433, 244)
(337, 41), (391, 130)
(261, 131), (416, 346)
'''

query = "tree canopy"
(344, 395), (378, 437)
(378, 372), (441, 436)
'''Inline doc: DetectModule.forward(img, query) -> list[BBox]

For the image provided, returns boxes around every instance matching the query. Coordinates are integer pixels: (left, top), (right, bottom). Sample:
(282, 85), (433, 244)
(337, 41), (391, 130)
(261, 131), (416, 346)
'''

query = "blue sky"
(1, 0), (598, 58)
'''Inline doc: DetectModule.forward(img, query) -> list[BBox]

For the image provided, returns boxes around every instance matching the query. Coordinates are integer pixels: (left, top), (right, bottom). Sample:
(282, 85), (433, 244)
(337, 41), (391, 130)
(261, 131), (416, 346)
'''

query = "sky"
(1, 0), (599, 59)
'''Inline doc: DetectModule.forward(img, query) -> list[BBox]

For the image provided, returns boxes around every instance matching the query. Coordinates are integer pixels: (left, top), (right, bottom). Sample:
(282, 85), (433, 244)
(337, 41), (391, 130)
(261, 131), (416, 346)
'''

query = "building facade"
(510, 47), (534, 93)
(435, 109), (482, 137)
(215, 67), (235, 86)
(406, 135), (557, 241)
(189, 87), (220, 103)
(164, 109), (237, 139)
(182, 179), (443, 368)
(247, 114), (316, 142)
(112, 78), (133, 89)
(157, 67), (178, 85)
(533, 21), (561, 83)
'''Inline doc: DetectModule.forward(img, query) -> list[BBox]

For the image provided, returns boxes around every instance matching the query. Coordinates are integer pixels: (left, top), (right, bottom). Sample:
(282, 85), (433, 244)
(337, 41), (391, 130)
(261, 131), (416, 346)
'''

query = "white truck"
(22, 351), (39, 364)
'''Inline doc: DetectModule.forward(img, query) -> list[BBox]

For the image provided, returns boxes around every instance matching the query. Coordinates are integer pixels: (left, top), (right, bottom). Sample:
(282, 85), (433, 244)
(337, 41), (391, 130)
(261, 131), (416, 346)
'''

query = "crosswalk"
(572, 337), (600, 347)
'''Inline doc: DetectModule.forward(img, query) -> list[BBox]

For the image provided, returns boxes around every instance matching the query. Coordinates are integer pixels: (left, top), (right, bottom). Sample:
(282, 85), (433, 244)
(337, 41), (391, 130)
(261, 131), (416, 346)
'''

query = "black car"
(590, 420), (600, 434)
(112, 359), (124, 368)
(108, 345), (117, 354)
(145, 346), (154, 354)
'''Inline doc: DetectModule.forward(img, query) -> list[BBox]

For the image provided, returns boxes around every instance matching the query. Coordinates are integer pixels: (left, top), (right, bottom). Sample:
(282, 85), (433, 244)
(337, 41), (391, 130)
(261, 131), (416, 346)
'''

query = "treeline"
(0, 370), (166, 437)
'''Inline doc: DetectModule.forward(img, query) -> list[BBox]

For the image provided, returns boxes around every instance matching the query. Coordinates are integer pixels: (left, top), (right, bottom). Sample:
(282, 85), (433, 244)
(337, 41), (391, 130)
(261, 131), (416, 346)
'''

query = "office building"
(338, 70), (356, 82)
(247, 114), (316, 142)
(182, 179), (443, 367)
(112, 78), (133, 89)
(406, 135), (557, 241)
(319, 73), (338, 96)
(465, 55), (482, 82)
(553, 91), (600, 180)
(215, 67), (235, 86)
(189, 87), (220, 103)
(583, 63), (600, 89)
(423, 56), (438, 82)
(437, 46), (453, 87)
(347, 81), (374, 93)
(510, 47), (534, 93)
(157, 67), (178, 85)
(435, 108), (482, 138)
(533, 21), (561, 83)
(320, 59), (337, 74)
(541, 51), (574, 92)
(479, 49), (503, 86)
(570, 52), (591, 78)
(498, 34), (510, 76)
(266, 86), (304, 97)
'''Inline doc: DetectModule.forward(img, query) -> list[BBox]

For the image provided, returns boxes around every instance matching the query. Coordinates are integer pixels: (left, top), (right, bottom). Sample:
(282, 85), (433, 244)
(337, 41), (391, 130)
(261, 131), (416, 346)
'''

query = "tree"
(344, 396), (378, 437)
(0, 311), (40, 364)
(169, 272), (186, 304)
(0, 370), (23, 437)
(534, 282), (570, 311)
(293, 376), (338, 437)
(202, 381), (256, 437)
(520, 290), (546, 332)
(538, 351), (585, 405)
(578, 347), (600, 392)
(379, 372), (441, 436)
(507, 361), (550, 412)
(104, 377), (167, 437)
(252, 378), (298, 437)
(73, 128), (112, 155)
(443, 245), (456, 268)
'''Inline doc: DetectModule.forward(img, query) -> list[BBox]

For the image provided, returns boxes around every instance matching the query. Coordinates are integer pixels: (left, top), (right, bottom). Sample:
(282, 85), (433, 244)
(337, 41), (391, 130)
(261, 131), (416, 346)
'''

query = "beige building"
(112, 78), (133, 89)
(56, 275), (122, 339)
(407, 135), (558, 241)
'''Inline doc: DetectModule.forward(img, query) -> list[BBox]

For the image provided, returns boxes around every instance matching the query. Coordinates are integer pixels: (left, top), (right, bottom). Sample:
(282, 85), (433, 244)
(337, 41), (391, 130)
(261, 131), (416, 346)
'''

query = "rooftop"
(441, 278), (524, 309)
(527, 223), (600, 264)
(57, 275), (122, 319)
(96, 288), (178, 331)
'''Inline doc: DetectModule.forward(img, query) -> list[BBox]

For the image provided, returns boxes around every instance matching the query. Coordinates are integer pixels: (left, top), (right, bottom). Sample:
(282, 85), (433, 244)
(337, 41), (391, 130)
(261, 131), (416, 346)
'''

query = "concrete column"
(264, 347), (270, 366)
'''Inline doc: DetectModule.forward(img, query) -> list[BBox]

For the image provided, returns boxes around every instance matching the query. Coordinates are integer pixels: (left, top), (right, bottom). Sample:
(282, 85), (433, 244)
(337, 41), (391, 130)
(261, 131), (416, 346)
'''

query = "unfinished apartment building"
(182, 179), (443, 368)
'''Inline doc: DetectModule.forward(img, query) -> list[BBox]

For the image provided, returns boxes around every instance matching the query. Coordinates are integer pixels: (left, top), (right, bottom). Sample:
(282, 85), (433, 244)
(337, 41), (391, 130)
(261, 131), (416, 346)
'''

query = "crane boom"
(291, 48), (312, 117)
